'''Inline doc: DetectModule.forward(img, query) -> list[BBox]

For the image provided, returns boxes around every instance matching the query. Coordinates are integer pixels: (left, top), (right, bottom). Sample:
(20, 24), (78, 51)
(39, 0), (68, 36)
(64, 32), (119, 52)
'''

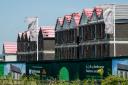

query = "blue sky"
(0, 0), (127, 53)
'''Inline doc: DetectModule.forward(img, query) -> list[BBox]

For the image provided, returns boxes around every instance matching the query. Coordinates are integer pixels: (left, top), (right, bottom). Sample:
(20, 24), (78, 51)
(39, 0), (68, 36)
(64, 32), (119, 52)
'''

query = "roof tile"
(3, 42), (17, 54)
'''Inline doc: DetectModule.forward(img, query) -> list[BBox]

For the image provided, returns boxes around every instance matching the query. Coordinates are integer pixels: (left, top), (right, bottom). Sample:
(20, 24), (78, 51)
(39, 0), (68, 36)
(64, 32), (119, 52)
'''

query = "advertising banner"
(112, 58), (128, 78)
(79, 60), (112, 79)
(4, 63), (26, 79)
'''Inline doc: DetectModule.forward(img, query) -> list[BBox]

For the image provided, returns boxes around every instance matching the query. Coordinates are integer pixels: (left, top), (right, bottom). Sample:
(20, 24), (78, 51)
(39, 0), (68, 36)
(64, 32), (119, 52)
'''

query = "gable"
(95, 7), (103, 20)
(62, 15), (71, 29)
(80, 13), (88, 25)
(63, 19), (69, 29)
(80, 9), (93, 25)
(55, 18), (63, 31)
(91, 11), (98, 21)
(70, 18), (77, 29)
(56, 21), (61, 31)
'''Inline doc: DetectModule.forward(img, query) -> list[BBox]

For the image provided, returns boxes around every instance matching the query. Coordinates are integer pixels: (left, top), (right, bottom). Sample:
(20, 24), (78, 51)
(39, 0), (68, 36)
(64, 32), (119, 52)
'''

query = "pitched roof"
(82, 8), (93, 19)
(94, 7), (103, 17)
(10, 64), (21, 74)
(24, 31), (30, 40)
(55, 17), (63, 31)
(22, 32), (27, 40)
(3, 42), (17, 54)
(18, 32), (22, 38)
(64, 15), (72, 22)
(117, 64), (128, 71)
(72, 13), (81, 26)
(57, 17), (63, 25)
(62, 14), (72, 29)
(94, 4), (114, 12)
(41, 26), (55, 38)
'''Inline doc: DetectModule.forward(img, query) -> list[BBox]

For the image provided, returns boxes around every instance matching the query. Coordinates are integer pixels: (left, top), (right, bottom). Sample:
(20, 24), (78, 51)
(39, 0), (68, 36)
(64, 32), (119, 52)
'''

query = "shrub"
(101, 75), (126, 85)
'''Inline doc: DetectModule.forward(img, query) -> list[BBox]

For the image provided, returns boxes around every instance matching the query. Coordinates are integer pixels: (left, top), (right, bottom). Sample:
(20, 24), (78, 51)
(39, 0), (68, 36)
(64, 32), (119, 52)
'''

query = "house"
(117, 64), (128, 79)
(55, 4), (128, 60)
(41, 26), (55, 60)
(17, 26), (55, 61)
(55, 13), (81, 59)
(10, 64), (21, 79)
(3, 42), (17, 61)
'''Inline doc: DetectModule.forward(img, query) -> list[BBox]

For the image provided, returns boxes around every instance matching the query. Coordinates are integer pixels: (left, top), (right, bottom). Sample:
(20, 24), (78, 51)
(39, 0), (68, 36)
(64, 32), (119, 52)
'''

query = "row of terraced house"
(3, 4), (128, 62)
(55, 4), (128, 60)
(17, 26), (55, 61)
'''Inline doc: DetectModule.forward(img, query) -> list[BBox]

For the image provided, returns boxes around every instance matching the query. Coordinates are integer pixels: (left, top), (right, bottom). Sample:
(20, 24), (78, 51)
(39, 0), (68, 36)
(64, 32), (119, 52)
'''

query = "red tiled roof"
(72, 13), (81, 26)
(94, 7), (103, 17)
(3, 42), (17, 54)
(83, 8), (93, 19)
(41, 26), (55, 38)
(62, 14), (72, 27)
(55, 17), (63, 31)
(20, 26), (54, 39)
(64, 15), (72, 22)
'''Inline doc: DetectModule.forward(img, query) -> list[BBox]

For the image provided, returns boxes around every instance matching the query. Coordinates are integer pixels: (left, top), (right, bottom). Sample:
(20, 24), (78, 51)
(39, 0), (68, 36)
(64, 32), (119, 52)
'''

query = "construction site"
(1, 4), (128, 83)
(55, 4), (128, 60)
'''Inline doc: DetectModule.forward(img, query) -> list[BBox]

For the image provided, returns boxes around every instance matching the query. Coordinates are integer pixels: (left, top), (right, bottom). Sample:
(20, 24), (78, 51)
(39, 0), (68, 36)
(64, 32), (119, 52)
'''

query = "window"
(70, 30), (72, 43)
(91, 25), (95, 40)
(91, 45), (95, 58)
(79, 27), (82, 42)
(96, 44), (101, 58)
(101, 23), (105, 39)
(79, 45), (83, 59)
(87, 25), (91, 40)
(102, 44), (109, 57)
(85, 45), (91, 58)
(83, 45), (86, 58)
(83, 26), (86, 41)
(69, 30), (71, 43)
(72, 47), (74, 59)
(59, 48), (61, 59)
(96, 23), (102, 39)
(83, 26), (88, 41)
(119, 71), (123, 78)
(125, 71), (127, 79)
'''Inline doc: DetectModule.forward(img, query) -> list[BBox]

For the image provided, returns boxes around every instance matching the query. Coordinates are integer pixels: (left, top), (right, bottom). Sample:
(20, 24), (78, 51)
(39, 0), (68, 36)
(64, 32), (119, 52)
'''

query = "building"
(41, 26), (55, 60)
(79, 5), (128, 58)
(3, 42), (17, 61)
(55, 13), (81, 60)
(10, 64), (22, 79)
(117, 64), (128, 79)
(55, 14), (72, 59)
(17, 26), (55, 61)
(55, 4), (128, 60)
(79, 7), (107, 59)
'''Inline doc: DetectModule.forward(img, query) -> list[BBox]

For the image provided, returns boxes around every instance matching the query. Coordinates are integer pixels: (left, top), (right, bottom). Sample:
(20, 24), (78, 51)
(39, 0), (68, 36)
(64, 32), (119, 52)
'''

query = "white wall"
(5, 55), (17, 61)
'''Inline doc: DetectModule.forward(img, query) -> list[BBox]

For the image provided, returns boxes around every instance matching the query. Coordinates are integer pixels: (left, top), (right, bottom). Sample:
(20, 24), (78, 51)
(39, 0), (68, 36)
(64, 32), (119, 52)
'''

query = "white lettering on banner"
(85, 65), (104, 73)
